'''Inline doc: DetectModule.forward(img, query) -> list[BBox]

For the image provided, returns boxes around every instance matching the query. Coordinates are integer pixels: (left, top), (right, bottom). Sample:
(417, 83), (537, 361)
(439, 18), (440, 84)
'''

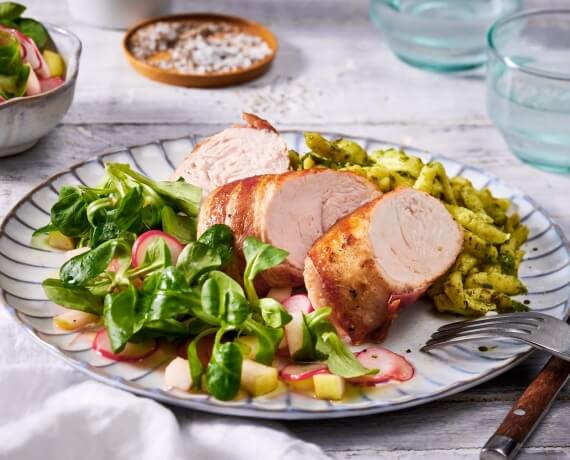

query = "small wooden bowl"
(123, 13), (278, 88)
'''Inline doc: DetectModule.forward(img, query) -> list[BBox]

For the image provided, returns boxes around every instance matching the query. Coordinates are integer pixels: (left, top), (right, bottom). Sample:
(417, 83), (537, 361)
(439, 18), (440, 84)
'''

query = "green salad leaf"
(16, 17), (47, 50)
(0, 28), (29, 99)
(187, 328), (216, 390)
(243, 317), (284, 365)
(0, 2), (25, 21)
(42, 279), (103, 315)
(258, 297), (292, 329)
(242, 237), (288, 305)
(104, 284), (140, 353)
(177, 242), (222, 285)
(35, 163), (202, 248)
(60, 238), (130, 287)
(307, 308), (377, 378)
(206, 336), (242, 401)
(106, 164), (201, 218)
(161, 206), (196, 244)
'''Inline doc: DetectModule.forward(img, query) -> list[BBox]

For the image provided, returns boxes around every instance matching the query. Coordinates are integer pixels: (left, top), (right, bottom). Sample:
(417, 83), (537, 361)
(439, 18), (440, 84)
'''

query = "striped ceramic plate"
(1, 131), (568, 420)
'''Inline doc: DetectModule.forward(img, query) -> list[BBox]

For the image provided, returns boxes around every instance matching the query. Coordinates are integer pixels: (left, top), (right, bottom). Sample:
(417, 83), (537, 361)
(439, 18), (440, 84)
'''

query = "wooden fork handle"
(481, 356), (570, 459)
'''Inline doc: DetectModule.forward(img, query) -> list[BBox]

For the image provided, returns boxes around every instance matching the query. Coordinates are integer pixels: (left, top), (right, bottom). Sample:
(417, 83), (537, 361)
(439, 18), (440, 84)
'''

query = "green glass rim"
(487, 8), (570, 82)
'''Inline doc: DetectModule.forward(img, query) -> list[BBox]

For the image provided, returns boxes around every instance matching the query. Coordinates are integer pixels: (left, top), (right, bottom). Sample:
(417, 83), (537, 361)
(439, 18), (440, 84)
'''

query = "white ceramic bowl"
(0, 24), (81, 157)
(67, 0), (173, 30)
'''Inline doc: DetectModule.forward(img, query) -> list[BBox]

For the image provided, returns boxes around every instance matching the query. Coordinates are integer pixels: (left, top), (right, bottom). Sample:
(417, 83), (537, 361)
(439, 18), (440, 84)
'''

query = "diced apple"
(314, 374), (346, 400)
(53, 310), (98, 331)
(43, 49), (65, 77)
(48, 231), (75, 250)
(284, 312), (313, 360)
(236, 335), (260, 360)
(241, 359), (278, 396)
(289, 377), (315, 393)
(165, 357), (192, 392)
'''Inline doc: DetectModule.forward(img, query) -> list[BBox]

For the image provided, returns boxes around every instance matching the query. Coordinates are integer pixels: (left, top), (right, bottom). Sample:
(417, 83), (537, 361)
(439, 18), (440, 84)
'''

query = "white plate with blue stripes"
(1, 131), (569, 420)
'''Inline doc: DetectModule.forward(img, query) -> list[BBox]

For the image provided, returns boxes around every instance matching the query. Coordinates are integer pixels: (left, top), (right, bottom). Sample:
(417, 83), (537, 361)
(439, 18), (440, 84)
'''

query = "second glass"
(487, 9), (570, 173)
(369, 0), (521, 72)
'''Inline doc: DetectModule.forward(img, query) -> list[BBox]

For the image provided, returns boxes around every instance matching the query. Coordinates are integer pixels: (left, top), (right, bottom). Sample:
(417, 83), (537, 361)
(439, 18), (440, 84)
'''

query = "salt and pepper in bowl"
(123, 14), (278, 88)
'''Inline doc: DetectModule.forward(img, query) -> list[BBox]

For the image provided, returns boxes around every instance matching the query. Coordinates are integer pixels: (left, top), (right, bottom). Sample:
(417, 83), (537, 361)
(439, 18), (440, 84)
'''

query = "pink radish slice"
(39, 76), (64, 94)
(25, 69), (41, 96)
(131, 230), (184, 267)
(283, 294), (314, 314)
(11, 29), (50, 79)
(92, 329), (157, 362)
(280, 363), (328, 382)
(350, 347), (414, 385)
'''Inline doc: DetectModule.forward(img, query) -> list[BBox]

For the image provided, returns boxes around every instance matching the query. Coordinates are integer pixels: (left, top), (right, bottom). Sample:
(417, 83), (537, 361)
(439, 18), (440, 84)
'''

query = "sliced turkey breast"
(171, 113), (289, 196)
(198, 169), (379, 288)
(304, 187), (463, 344)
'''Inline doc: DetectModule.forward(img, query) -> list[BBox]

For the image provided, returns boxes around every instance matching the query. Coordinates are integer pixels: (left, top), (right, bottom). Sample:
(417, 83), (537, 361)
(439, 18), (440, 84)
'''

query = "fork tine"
(430, 324), (534, 342)
(422, 328), (531, 351)
(436, 312), (546, 332)
(421, 331), (528, 352)
(435, 319), (540, 337)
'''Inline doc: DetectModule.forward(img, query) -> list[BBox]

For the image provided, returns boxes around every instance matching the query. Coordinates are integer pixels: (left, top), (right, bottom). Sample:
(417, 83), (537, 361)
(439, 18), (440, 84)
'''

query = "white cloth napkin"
(0, 309), (329, 460)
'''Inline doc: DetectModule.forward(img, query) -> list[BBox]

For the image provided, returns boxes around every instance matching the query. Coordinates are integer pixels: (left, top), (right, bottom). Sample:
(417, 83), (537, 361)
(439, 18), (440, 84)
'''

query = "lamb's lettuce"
(0, 28), (29, 99)
(0, 2), (48, 50)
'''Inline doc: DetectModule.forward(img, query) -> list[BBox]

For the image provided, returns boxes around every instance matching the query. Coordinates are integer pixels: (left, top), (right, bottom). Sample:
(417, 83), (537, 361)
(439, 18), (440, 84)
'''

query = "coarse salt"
(128, 21), (272, 74)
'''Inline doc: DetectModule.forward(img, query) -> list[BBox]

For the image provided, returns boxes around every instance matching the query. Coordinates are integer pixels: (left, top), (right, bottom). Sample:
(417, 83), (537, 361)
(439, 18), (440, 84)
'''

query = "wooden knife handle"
(481, 356), (570, 460)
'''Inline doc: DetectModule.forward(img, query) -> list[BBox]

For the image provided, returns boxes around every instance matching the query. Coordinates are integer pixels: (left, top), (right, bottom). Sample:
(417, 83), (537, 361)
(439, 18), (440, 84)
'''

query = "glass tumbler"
(487, 9), (570, 173)
(369, 0), (521, 72)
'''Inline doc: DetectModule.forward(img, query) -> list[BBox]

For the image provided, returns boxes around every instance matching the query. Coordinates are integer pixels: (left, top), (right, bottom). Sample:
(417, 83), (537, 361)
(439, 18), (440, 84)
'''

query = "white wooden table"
(1, 0), (569, 458)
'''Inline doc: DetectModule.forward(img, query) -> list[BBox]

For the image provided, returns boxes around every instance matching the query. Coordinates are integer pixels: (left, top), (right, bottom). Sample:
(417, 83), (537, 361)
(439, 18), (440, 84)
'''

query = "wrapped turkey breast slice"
(198, 169), (379, 288)
(170, 113), (289, 196)
(304, 187), (463, 344)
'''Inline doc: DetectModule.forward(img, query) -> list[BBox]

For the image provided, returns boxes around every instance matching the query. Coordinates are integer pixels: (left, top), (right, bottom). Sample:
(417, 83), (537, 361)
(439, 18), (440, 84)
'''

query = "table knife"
(480, 356), (570, 459)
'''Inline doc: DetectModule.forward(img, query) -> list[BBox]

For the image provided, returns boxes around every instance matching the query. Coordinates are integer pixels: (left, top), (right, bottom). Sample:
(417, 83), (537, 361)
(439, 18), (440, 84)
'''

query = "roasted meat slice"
(171, 113), (289, 196)
(198, 169), (379, 287)
(304, 187), (463, 344)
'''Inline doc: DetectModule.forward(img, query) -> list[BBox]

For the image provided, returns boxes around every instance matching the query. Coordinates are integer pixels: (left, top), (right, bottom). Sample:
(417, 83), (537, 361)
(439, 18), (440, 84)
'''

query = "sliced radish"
(92, 329), (157, 362)
(283, 294), (313, 314)
(131, 230), (184, 267)
(350, 347), (414, 385)
(25, 68), (41, 96)
(280, 363), (328, 382)
(39, 76), (64, 94)
(11, 28), (50, 79)
(267, 287), (292, 303)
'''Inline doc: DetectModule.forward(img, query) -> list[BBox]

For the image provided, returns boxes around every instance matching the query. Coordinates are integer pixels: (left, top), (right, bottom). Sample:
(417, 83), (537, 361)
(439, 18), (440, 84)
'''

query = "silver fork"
(421, 311), (570, 361)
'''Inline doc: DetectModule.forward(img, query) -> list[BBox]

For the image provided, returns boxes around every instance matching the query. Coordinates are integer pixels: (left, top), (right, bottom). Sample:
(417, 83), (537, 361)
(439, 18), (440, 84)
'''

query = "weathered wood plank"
(328, 448), (570, 459)
(285, 400), (570, 451)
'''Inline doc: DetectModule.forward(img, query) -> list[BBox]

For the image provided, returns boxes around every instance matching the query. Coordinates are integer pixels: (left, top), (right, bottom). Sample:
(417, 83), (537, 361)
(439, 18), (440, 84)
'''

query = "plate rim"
(1, 131), (569, 420)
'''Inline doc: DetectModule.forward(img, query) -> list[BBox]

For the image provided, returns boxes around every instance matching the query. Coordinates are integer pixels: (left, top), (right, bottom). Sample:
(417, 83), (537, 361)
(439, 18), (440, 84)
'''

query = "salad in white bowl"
(0, 2), (66, 102)
(0, 2), (80, 156)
